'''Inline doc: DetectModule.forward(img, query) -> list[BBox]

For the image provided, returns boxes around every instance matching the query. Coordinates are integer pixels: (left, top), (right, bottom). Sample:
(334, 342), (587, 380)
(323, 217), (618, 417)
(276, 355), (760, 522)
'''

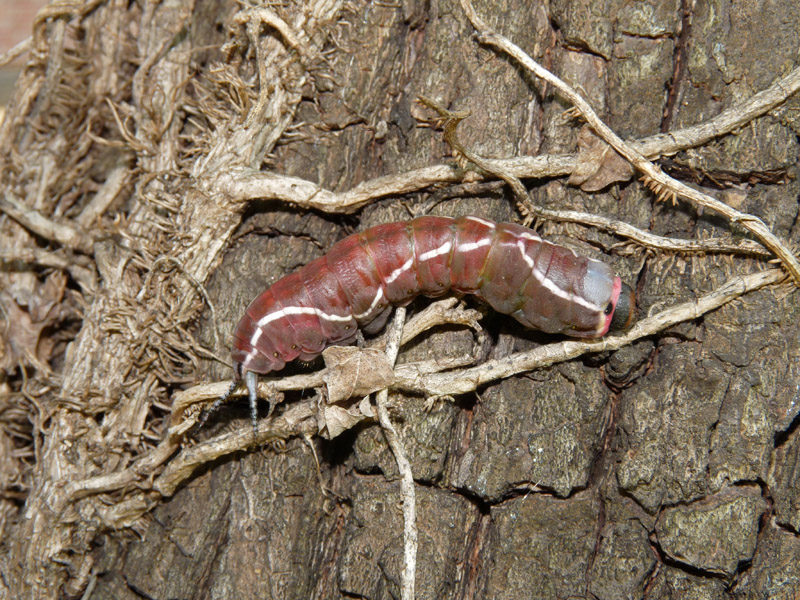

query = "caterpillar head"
(563, 261), (636, 338)
(608, 282), (636, 333)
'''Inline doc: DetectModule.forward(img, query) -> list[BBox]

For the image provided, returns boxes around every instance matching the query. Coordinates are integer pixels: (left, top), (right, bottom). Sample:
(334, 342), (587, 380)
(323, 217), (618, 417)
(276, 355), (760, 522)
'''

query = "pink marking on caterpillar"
(229, 216), (635, 425)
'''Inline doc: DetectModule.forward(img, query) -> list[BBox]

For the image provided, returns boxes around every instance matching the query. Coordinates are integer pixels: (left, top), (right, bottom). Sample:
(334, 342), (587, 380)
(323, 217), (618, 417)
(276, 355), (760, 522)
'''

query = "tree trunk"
(1, 0), (799, 598)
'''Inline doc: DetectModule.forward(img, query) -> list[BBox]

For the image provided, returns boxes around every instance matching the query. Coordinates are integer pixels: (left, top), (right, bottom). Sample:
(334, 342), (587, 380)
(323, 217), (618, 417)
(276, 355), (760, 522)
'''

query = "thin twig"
(0, 37), (32, 68)
(75, 165), (129, 227)
(226, 166), (773, 258)
(392, 268), (787, 396)
(373, 307), (417, 600)
(632, 66), (800, 159)
(370, 296), (486, 351)
(459, 0), (800, 285)
(525, 205), (772, 258)
(153, 399), (318, 497)
(0, 192), (94, 254)
(418, 94), (572, 223)
(0, 247), (96, 291)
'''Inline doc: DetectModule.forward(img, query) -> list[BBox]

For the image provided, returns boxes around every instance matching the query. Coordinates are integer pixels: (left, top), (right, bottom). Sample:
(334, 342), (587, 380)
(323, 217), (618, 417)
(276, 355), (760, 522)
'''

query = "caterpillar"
(230, 215), (635, 423)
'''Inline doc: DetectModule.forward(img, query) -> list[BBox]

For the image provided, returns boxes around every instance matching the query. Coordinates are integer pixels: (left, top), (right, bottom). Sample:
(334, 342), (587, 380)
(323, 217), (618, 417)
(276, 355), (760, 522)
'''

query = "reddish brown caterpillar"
(228, 216), (635, 426)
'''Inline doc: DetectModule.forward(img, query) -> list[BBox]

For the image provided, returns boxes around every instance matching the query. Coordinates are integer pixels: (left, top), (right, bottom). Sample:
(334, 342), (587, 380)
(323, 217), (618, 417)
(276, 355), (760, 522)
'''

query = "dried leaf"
(319, 404), (368, 439)
(321, 346), (394, 404)
(568, 126), (634, 191)
(358, 396), (375, 418)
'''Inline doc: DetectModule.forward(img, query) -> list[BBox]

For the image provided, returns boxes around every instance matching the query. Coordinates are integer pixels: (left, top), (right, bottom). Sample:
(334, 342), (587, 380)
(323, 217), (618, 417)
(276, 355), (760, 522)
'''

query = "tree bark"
(1, 0), (799, 598)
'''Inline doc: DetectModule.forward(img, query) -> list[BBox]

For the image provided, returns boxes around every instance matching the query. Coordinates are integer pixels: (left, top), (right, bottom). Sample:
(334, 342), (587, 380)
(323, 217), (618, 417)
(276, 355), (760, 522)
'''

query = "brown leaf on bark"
(321, 346), (394, 405)
(568, 126), (634, 191)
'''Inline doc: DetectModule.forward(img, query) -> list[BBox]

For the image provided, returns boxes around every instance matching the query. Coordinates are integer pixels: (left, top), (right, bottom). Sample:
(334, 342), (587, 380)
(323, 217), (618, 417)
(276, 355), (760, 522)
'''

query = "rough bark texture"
(0, 0), (798, 598)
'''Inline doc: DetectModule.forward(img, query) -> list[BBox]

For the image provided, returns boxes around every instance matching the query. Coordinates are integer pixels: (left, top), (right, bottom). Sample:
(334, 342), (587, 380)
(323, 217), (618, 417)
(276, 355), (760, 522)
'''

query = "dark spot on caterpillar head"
(604, 303), (613, 315)
(609, 282), (636, 332)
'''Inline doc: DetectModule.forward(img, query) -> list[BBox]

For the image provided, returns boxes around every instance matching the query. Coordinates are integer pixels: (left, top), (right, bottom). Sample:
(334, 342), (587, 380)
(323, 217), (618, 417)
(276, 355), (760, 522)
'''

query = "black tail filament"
(195, 379), (239, 432)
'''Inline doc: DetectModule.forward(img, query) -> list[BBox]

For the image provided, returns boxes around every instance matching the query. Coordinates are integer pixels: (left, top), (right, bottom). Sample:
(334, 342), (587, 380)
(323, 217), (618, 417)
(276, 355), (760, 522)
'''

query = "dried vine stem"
(4, 60), (796, 259)
(373, 307), (418, 600)
(153, 400), (317, 497)
(219, 59), (800, 215)
(372, 296), (486, 352)
(393, 268), (788, 396)
(459, 0), (800, 285)
(630, 68), (800, 159)
(0, 36), (31, 68)
(520, 204), (772, 258)
(419, 94), (580, 225)
(242, 170), (772, 261)
(417, 99), (774, 261)
(0, 192), (94, 254)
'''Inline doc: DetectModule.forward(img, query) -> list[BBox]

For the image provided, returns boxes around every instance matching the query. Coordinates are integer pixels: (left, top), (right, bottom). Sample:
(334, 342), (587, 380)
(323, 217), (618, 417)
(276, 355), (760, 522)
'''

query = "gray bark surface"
(0, 0), (798, 598)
